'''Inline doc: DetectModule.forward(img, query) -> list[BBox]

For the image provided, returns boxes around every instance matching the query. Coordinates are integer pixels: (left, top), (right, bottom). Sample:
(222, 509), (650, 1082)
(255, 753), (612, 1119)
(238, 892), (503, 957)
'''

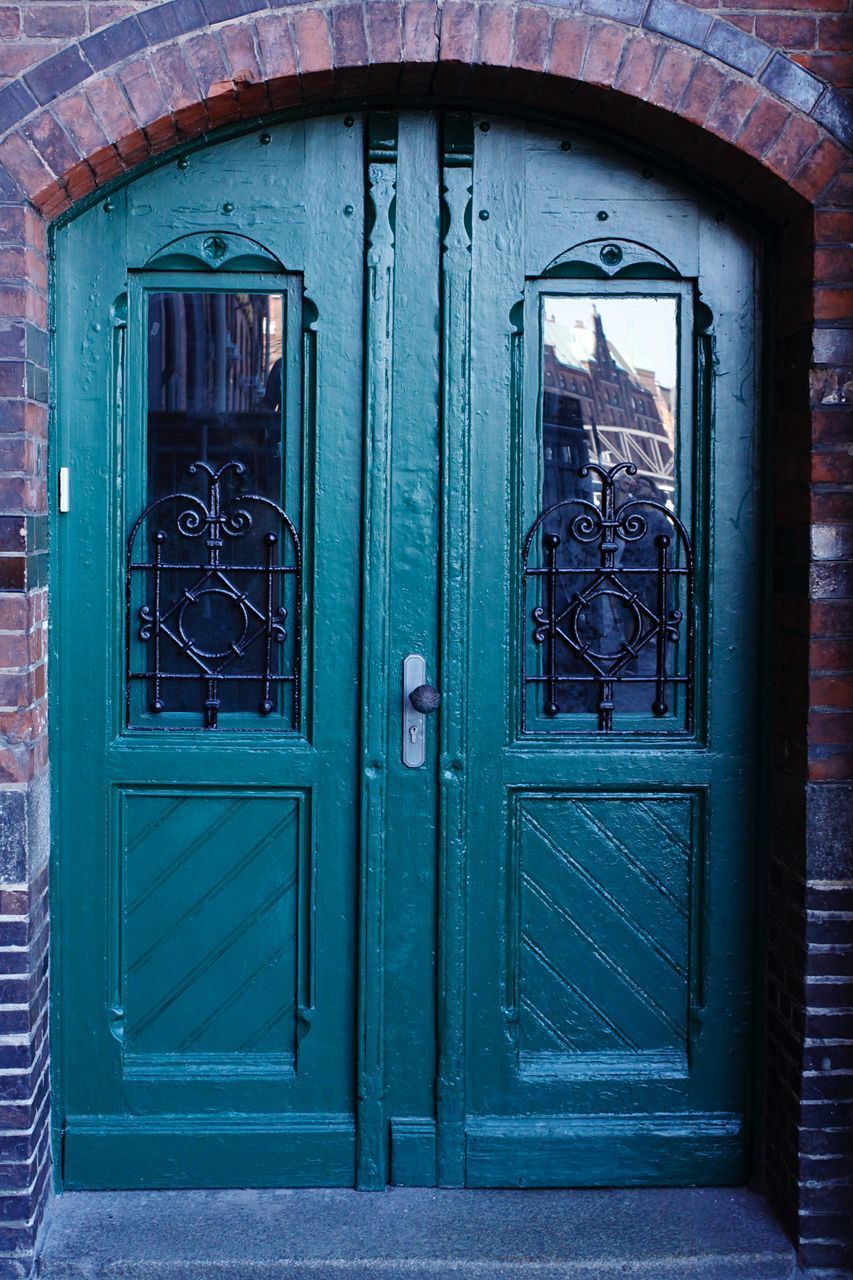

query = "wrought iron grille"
(522, 460), (693, 733)
(126, 460), (301, 730)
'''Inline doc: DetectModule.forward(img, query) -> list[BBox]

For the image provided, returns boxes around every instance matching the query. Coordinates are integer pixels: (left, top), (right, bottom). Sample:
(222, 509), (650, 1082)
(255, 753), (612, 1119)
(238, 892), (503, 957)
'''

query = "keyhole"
(409, 725), (418, 744)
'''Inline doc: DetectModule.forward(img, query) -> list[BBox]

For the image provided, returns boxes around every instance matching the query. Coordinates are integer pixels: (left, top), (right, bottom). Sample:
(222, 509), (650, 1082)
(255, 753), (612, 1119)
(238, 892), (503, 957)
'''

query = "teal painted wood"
(54, 115), (367, 1188)
(53, 110), (761, 1191)
(383, 112), (442, 1188)
(357, 112), (398, 1191)
(462, 117), (759, 1185)
(436, 114), (474, 1188)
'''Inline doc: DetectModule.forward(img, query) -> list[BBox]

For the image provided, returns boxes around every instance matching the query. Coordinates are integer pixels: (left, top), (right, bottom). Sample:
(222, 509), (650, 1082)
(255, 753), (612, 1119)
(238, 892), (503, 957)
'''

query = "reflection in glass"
(147, 291), (284, 503)
(542, 296), (676, 503)
(130, 291), (298, 725)
(528, 296), (690, 730)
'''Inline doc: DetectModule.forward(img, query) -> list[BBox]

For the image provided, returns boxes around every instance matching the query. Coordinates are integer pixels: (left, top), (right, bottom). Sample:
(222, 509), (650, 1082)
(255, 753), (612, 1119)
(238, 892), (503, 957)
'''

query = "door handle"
(409, 684), (441, 714)
(402, 655), (439, 768)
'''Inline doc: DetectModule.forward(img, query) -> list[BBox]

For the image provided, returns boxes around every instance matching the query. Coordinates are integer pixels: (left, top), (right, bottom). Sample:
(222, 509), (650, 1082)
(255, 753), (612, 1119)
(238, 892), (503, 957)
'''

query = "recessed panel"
(515, 793), (692, 1073)
(121, 790), (304, 1070)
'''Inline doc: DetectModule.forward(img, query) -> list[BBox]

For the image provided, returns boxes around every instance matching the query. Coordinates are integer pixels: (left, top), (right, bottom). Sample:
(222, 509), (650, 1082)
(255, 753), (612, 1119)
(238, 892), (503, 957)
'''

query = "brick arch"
(0, 1), (847, 219)
(0, 5), (851, 1278)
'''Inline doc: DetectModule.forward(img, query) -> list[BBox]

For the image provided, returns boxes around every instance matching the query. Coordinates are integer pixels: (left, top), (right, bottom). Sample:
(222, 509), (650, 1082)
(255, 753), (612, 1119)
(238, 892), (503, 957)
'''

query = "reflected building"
(147, 291), (284, 501)
(536, 301), (681, 720)
(542, 305), (675, 508)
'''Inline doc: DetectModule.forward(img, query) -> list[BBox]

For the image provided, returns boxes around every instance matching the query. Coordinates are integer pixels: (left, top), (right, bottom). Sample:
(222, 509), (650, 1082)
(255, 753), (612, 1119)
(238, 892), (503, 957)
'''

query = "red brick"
(549, 15), (589, 82)
(0, 135), (57, 206)
(0, 6), (19, 38)
(821, 167), (853, 209)
(793, 52), (852, 91)
(755, 15), (817, 49)
(814, 245), (853, 282)
(149, 43), (209, 139)
(0, 475), (41, 512)
(819, 16), (853, 52)
(292, 8), (334, 82)
(477, 3), (512, 69)
(332, 3), (370, 95)
(401, 0), (437, 66)
(808, 709), (852, 745)
(23, 6), (85, 38)
(366, 1), (402, 66)
(810, 637), (850, 670)
(440, 1), (476, 64)
(811, 447), (853, 483)
(722, 0), (846, 9)
(254, 14), (300, 108)
(51, 93), (107, 163)
(680, 59), (727, 128)
(764, 113), (822, 183)
(814, 288), (852, 322)
(808, 748), (853, 780)
(183, 33), (235, 127)
(0, 43), (43, 79)
(219, 23), (269, 118)
(85, 76), (146, 169)
(724, 15), (754, 35)
(614, 32), (660, 99)
(792, 137), (849, 203)
(646, 44), (697, 113)
(332, 3), (369, 66)
(513, 7), (550, 74)
(582, 20), (624, 89)
(23, 113), (84, 184)
(735, 95), (791, 161)
(815, 209), (853, 242)
(706, 78), (762, 145)
(0, 594), (28, 630)
(117, 58), (170, 135)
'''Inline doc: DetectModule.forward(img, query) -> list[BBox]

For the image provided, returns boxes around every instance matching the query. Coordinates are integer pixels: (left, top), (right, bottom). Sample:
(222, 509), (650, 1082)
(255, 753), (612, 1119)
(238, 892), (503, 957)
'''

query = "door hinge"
(58, 466), (70, 513)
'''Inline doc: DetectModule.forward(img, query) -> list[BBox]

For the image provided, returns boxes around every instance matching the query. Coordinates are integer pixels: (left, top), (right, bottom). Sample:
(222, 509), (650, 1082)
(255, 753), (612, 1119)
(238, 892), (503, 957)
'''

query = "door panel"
(515, 792), (692, 1069)
(463, 118), (758, 1185)
(54, 111), (760, 1191)
(120, 789), (304, 1065)
(55, 115), (366, 1187)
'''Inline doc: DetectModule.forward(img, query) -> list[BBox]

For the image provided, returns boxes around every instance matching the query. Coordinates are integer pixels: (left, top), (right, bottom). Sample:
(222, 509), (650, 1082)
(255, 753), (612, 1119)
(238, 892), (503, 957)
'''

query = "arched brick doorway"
(0, 4), (849, 1274)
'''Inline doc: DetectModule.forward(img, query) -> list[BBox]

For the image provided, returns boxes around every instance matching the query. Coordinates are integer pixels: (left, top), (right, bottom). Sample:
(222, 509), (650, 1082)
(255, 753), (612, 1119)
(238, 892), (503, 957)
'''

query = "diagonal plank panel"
(122, 792), (303, 1062)
(518, 794), (692, 1060)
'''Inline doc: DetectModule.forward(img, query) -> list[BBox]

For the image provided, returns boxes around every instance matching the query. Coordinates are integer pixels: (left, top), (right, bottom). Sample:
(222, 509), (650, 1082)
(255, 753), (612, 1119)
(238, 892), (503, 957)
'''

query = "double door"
(54, 112), (760, 1188)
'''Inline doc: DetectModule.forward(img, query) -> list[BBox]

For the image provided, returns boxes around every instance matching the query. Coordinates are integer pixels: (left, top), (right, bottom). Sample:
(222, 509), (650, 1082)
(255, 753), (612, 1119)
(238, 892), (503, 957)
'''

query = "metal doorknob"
(409, 684), (441, 714)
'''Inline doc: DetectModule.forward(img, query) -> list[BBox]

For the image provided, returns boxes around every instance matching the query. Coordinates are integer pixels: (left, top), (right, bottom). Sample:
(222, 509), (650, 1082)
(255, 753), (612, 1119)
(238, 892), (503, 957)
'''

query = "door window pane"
(525, 295), (691, 732)
(128, 291), (300, 729)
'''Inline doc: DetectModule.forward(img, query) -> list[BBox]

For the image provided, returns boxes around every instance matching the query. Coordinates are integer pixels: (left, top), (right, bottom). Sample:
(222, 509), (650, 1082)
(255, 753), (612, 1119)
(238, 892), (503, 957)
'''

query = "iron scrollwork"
(522, 461), (693, 733)
(126, 460), (300, 729)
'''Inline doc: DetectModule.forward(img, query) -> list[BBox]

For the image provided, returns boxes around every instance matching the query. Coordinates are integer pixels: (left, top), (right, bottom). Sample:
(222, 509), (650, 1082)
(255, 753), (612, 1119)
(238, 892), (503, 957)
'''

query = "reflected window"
(147, 291), (284, 505)
(127, 291), (300, 729)
(524, 295), (691, 733)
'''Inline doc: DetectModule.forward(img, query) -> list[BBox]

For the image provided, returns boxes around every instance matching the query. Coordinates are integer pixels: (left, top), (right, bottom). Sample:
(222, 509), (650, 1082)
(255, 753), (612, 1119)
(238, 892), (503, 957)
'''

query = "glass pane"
(526, 295), (690, 732)
(128, 291), (299, 728)
(147, 291), (283, 503)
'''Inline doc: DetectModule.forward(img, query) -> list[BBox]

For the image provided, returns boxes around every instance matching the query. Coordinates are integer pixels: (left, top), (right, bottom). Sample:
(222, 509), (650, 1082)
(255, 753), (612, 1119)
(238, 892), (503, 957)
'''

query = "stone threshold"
(33, 1185), (803, 1278)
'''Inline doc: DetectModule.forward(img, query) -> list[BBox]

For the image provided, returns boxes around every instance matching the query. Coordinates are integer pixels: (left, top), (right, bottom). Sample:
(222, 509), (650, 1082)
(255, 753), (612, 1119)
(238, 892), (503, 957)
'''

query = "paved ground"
(35, 1185), (799, 1278)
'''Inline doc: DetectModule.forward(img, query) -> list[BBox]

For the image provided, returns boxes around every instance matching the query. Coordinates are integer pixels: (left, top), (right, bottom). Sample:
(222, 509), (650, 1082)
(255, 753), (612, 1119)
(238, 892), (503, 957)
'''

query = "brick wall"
(0, 0), (851, 93)
(0, 2), (848, 1276)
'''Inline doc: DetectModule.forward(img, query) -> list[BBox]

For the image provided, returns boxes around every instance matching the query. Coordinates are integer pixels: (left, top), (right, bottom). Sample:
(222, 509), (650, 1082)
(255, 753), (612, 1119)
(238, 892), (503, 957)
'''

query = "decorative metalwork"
(126, 460), (300, 729)
(522, 460), (693, 733)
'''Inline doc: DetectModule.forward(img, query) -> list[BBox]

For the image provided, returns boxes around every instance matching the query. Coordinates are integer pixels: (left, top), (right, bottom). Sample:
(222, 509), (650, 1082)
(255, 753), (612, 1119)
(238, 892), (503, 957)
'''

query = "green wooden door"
(54, 116), (368, 1188)
(54, 112), (759, 1190)
(458, 120), (759, 1187)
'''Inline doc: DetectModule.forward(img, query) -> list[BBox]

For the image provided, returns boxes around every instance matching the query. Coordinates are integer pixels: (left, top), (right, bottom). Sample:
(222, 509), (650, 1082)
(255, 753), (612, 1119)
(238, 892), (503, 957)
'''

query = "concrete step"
(37, 1186), (798, 1279)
